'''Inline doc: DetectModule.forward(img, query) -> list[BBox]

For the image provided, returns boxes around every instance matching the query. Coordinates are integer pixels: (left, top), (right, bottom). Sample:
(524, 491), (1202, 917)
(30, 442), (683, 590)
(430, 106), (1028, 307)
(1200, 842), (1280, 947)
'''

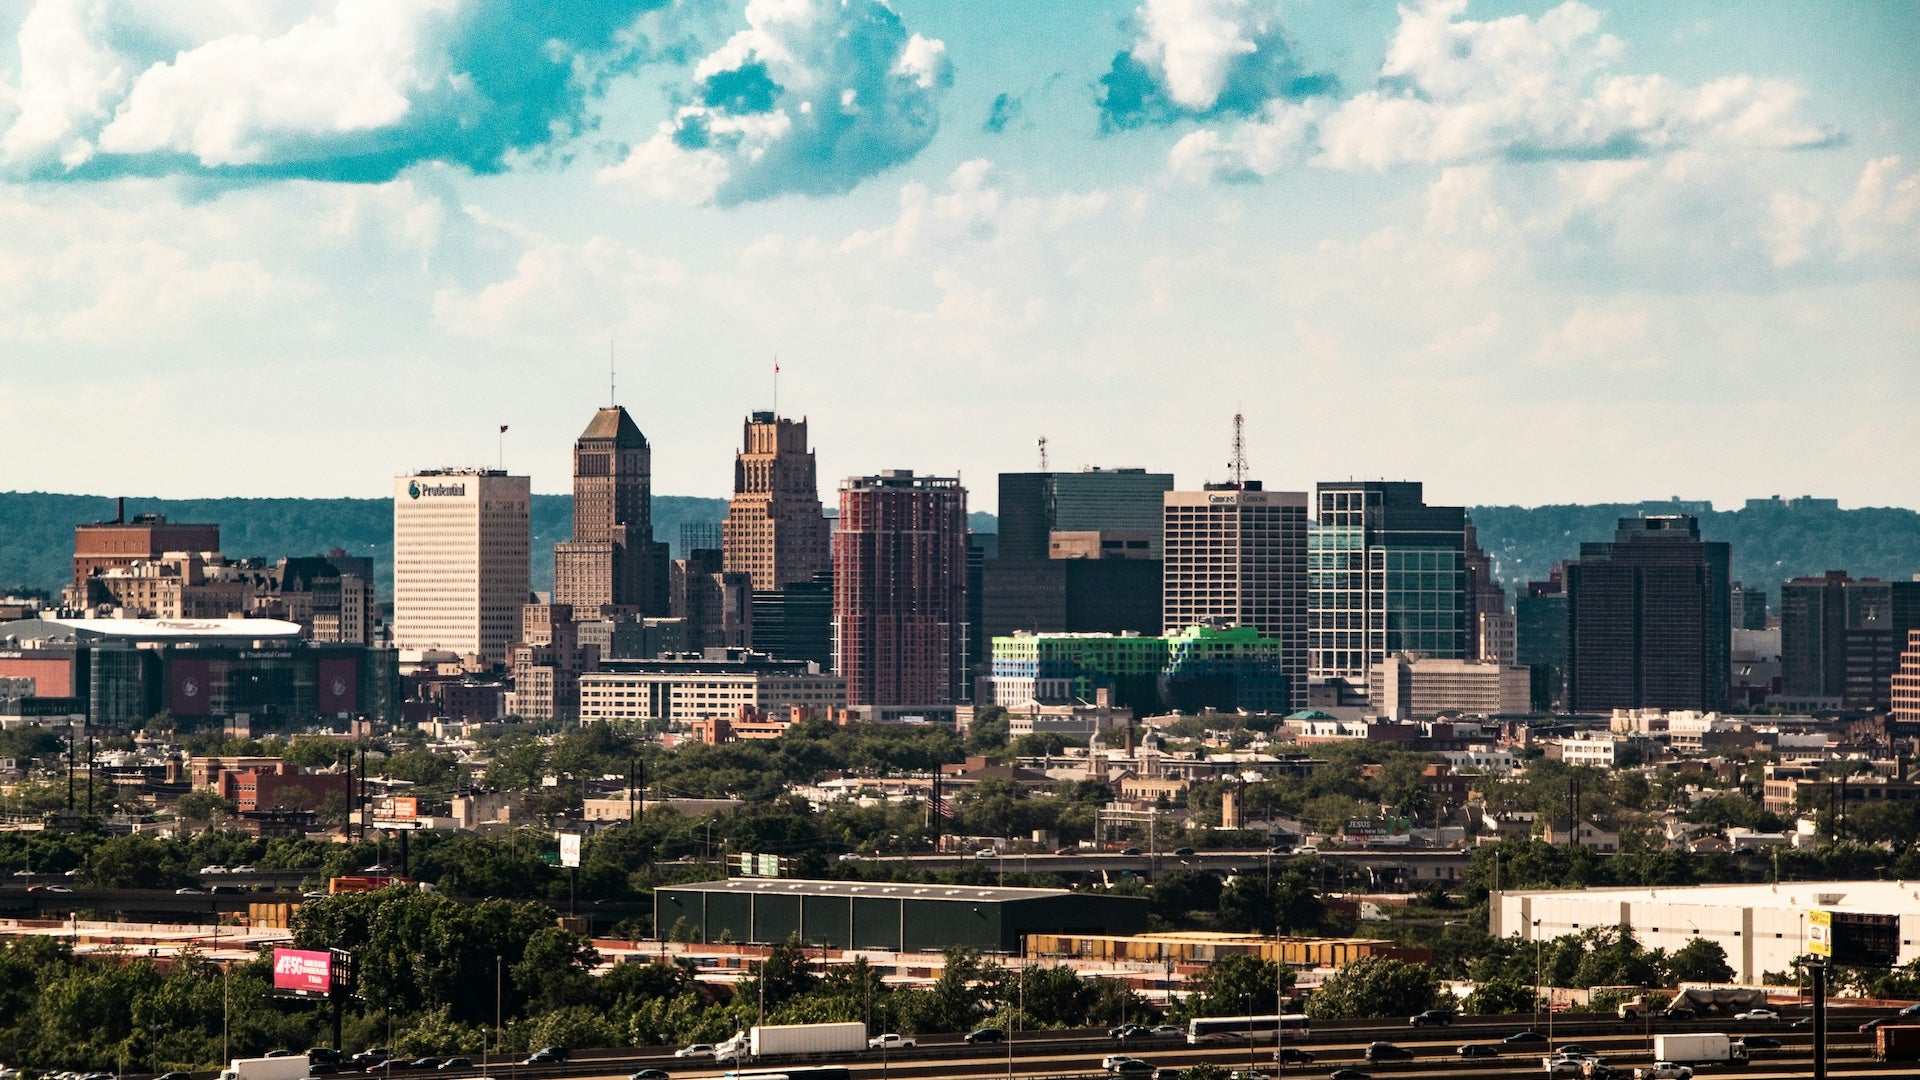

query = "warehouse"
(654, 878), (1149, 953)
(1493, 880), (1920, 984)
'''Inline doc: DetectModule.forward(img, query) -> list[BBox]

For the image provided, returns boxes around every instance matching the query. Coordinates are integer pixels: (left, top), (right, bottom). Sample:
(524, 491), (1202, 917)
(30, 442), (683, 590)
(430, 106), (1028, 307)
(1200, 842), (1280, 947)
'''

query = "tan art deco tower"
(553, 406), (669, 617)
(721, 411), (830, 592)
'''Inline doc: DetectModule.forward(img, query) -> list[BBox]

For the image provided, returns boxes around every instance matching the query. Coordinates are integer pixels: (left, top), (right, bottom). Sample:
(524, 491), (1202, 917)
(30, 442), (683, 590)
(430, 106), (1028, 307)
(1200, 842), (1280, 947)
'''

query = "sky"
(1, 0), (1915, 514)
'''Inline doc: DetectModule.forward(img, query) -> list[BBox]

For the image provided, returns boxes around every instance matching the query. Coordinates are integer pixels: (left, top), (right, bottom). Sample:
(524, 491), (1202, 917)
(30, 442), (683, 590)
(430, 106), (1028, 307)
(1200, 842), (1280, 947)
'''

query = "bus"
(721, 1070), (853, 1080)
(1187, 1014), (1310, 1044)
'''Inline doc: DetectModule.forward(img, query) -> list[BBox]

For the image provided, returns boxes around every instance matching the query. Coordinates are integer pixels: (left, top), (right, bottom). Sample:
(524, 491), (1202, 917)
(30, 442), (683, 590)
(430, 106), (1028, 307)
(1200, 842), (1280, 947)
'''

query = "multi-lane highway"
(381, 1013), (1905, 1080)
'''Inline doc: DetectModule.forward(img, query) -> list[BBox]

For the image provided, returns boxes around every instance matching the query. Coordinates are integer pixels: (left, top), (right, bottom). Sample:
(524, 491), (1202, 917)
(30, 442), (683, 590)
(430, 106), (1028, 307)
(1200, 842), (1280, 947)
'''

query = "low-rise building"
(579, 649), (843, 723)
(1372, 654), (1529, 720)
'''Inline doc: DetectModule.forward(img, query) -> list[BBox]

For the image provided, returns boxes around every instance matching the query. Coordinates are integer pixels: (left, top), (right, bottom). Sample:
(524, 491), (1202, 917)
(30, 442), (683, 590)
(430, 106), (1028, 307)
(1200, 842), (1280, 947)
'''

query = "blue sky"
(1, 0), (1915, 513)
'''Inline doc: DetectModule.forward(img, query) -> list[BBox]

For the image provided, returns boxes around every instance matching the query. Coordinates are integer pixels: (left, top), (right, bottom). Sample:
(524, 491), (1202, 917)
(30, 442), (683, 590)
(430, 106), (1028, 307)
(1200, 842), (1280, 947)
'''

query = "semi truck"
(1875, 1024), (1920, 1062)
(1652, 1034), (1747, 1067)
(218, 1056), (311, 1080)
(716, 1022), (868, 1061)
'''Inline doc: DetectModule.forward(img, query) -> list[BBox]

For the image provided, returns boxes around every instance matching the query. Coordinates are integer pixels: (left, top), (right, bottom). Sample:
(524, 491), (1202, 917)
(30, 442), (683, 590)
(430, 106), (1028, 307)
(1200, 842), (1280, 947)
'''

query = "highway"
(408, 1013), (1903, 1080)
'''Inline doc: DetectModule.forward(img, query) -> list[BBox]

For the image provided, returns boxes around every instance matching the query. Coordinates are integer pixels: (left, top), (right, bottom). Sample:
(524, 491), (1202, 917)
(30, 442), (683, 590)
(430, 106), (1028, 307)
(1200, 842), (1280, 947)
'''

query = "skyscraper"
(1781, 571), (1920, 710)
(1564, 515), (1731, 713)
(1161, 484), (1309, 710)
(392, 468), (530, 666)
(1308, 481), (1468, 692)
(997, 468), (1174, 561)
(552, 406), (669, 617)
(834, 470), (968, 708)
(722, 412), (830, 592)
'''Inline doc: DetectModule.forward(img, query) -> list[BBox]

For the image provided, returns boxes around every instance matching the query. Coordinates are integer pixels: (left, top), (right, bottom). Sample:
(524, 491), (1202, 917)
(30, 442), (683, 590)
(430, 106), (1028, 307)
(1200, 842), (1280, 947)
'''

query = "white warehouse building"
(1492, 881), (1920, 985)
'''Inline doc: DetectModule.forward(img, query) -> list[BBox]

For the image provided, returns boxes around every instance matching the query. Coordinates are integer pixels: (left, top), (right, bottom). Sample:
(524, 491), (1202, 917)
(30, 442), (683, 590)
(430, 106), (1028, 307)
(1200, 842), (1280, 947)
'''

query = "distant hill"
(3, 492), (1915, 609)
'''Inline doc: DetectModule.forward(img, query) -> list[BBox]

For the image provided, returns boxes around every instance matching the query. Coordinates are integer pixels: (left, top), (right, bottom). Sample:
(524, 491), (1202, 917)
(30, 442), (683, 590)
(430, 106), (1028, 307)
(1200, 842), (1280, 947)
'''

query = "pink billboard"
(272, 948), (332, 995)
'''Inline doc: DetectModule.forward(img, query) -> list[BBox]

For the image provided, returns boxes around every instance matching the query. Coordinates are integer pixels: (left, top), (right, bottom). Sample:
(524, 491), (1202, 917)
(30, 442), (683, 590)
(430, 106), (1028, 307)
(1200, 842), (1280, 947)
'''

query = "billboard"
(391, 796), (418, 822)
(170, 658), (213, 717)
(272, 948), (332, 996)
(559, 833), (581, 868)
(317, 655), (359, 713)
(1807, 909), (1832, 958)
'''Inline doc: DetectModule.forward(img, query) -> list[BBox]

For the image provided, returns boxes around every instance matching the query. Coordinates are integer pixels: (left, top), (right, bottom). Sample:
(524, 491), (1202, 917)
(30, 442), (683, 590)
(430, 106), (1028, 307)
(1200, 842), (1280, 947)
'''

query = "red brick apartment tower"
(834, 470), (968, 707)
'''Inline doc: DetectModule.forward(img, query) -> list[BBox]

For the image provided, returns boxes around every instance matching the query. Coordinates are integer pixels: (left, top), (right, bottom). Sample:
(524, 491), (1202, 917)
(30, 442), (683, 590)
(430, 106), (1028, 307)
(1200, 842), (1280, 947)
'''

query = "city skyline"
(1, 2), (1915, 511)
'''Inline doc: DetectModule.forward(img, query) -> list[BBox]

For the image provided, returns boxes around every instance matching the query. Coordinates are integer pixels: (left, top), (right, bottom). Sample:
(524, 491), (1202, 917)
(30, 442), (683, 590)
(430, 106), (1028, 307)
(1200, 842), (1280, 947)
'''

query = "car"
(975, 848), (998, 858)
(1409, 1009), (1455, 1027)
(1107, 1060), (1154, 1076)
(1328, 1071), (1371, 1080)
(1502, 1030), (1548, 1044)
(266, 1050), (298, 1058)
(1268, 844), (1293, 854)
(153, 1073), (191, 1080)
(520, 1051), (564, 1066)
(1274, 1048), (1315, 1064)
(1055, 846), (1078, 855)
(1108, 1024), (1149, 1039)
(232, 864), (255, 873)
(1859, 1017), (1890, 1033)
(1545, 1062), (1584, 1079)
(1149, 1025), (1183, 1037)
(1552, 1045), (1597, 1058)
(437, 1059), (471, 1070)
(1102, 1054), (1141, 1069)
(409, 1059), (443, 1070)
(1456, 1044), (1499, 1058)
(1294, 845), (1318, 855)
(202, 865), (229, 874)
(9, 869), (30, 876)
(1172, 846), (1195, 857)
(1736, 1036), (1780, 1050)
(1120, 846), (1143, 856)
(45, 885), (71, 893)
(1364, 1042), (1413, 1062)
(673, 1045), (713, 1059)
(362, 864), (393, 873)
(310, 1049), (344, 1065)
(964, 1027), (1006, 1044)
(1733, 1008), (1779, 1022)
(1634, 1064), (1693, 1080)
(869, 1033), (915, 1051)
(1791, 1016), (1816, 1030)
(629, 1072), (670, 1080)
(1229, 1071), (1273, 1080)
(837, 852), (861, 862)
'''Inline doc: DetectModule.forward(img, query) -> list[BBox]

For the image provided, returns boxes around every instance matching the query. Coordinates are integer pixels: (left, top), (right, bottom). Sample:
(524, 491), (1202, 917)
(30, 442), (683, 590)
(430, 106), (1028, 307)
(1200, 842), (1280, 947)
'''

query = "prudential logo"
(408, 481), (421, 500)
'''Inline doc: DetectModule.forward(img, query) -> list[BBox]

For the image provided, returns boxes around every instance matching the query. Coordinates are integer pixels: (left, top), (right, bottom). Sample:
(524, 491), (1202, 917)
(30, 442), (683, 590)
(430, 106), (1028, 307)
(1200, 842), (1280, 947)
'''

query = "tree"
(1462, 977), (1536, 1015)
(1305, 956), (1439, 1020)
(1172, 954), (1293, 1022)
(1663, 938), (1734, 986)
(175, 790), (234, 822)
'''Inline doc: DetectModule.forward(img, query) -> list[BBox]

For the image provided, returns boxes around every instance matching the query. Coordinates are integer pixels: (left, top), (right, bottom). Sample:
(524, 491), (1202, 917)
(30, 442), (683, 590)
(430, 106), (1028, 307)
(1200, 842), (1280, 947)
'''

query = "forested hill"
(3, 491), (1917, 605)
(1470, 500), (1920, 593)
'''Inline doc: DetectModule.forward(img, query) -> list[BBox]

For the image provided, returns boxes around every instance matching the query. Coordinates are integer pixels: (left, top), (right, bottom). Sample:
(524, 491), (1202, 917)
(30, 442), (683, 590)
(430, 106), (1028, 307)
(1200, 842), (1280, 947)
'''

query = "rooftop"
(0, 617), (306, 643)
(659, 877), (1082, 902)
(1499, 879), (1920, 914)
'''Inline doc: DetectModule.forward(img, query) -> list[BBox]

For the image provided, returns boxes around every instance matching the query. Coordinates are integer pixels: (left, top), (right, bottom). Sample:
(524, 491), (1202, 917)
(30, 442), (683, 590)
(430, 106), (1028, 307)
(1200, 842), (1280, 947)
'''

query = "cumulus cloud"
(1098, 0), (1335, 130)
(0, 0), (665, 182)
(599, 0), (951, 206)
(1175, 0), (1836, 181)
(838, 158), (1110, 257)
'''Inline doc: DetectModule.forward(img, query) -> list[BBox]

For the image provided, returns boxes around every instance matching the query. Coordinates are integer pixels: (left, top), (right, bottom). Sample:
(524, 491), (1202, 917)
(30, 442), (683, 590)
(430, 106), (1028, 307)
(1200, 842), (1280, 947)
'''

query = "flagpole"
(772, 355), (779, 416)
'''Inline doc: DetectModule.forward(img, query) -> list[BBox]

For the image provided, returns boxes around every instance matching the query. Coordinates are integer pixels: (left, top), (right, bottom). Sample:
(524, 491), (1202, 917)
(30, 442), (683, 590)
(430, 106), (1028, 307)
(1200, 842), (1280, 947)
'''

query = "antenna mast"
(1037, 435), (1049, 472)
(1229, 413), (1247, 488)
(609, 339), (616, 407)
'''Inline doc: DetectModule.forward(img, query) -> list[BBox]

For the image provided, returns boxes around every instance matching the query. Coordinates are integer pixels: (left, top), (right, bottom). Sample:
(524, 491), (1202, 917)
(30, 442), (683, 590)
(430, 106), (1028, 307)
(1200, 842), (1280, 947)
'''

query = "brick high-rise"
(722, 411), (830, 592)
(552, 406), (669, 618)
(833, 470), (967, 707)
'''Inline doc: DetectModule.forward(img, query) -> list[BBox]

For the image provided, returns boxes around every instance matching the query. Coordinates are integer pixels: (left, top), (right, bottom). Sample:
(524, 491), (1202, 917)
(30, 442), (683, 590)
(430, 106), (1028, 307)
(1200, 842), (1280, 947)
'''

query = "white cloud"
(1176, 0), (1835, 180)
(433, 227), (685, 347)
(1133, 0), (1262, 111)
(838, 158), (1109, 257)
(600, 0), (950, 206)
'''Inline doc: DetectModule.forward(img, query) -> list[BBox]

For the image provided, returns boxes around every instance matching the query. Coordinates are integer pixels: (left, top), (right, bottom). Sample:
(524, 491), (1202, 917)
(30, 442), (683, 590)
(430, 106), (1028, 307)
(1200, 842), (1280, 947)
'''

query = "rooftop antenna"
(1228, 412), (1248, 488)
(1037, 435), (1050, 472)
(610, 339), (616, 407)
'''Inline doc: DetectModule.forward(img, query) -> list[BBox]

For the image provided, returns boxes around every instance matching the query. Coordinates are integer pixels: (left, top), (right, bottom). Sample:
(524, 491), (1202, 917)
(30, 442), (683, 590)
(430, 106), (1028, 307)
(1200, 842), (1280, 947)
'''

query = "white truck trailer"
(218, 1057), (310, 1080)
(716, 1022), (868, 1060)
(1652, 1034), (1747, 1066)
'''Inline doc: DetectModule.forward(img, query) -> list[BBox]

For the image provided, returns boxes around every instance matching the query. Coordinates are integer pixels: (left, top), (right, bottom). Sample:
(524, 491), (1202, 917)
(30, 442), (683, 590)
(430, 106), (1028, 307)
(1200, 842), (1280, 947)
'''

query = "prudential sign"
(408, 480), (467, 499)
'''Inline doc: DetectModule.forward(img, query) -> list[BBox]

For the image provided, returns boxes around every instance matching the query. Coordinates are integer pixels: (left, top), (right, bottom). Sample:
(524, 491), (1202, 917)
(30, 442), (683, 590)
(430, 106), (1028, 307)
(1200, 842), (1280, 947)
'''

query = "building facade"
(1308, 481), (1468, 693)
(1162, 484), (1309, 709)
(552, 406), (670, 618)
(997, 468), (1175, 561)
(751, 570), (834, 671)
(834, 470), (968, 708)
(1564, 515), (1731, 714)
(578, 651), (844, 722)
(671, 551), (753, 651)
(507, 603), (600, 722)
(1371, 654), (1530, 720)
(391, 469), (530, 666)
(70, 505), (220, 597)
(721, 412), (831, 592)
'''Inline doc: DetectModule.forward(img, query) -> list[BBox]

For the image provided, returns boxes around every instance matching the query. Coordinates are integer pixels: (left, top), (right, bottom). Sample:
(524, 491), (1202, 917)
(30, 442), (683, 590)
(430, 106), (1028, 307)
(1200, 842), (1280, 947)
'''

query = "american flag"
(931, 795), (954, 819)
